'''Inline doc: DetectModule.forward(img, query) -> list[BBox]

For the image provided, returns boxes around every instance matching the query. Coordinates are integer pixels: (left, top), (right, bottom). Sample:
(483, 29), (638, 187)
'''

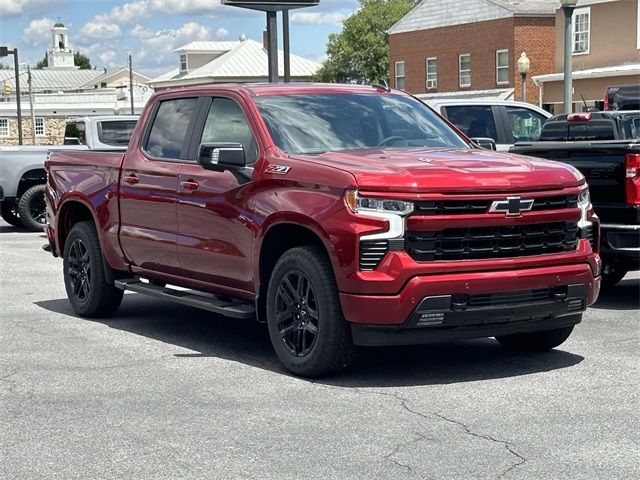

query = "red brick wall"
(389, 18), (515, 95)
(389, 16), (556, 104)
(514, 17), (556, 104)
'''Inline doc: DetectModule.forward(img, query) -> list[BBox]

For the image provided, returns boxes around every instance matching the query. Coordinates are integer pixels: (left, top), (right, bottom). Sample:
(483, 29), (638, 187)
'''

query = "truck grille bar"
(406, 222), (580, 261)
(414, 194), (578, 216)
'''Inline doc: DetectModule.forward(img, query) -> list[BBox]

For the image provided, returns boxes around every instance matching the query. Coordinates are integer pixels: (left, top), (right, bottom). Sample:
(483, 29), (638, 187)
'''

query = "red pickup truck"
(45, 83), (601, 377)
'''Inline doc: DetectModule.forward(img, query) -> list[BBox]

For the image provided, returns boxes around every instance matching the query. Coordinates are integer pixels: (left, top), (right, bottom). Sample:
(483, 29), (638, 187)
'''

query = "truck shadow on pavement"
(590, 277), (640, 311)
(36, 294), (592, 387)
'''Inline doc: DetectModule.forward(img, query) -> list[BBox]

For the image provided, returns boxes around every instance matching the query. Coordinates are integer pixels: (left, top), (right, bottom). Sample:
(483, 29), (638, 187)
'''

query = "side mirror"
(199, 143), (246, 171)
(471, 137), (497, 151)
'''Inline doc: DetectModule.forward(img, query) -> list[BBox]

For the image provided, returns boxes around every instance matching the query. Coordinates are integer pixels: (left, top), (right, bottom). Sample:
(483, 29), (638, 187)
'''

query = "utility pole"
(27, 65), (36, 145)
(266, 10), (278, 83)
(283, 10), (290, 83)
(128, 53), (134, 114)
(561, 0), (578, 114)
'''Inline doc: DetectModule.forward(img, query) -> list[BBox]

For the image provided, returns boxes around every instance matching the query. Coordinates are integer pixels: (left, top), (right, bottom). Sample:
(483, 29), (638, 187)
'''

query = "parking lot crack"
(432, 412), (527, 479)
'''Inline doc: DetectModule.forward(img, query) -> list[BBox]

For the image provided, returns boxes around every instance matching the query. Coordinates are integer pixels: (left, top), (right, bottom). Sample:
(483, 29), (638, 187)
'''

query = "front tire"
(496, 325), (574, 352)
(17, 184), (47, 232)
(266, 246), (357, 377)
(0, 200), (22, 227)
(63, 221), (123, 317)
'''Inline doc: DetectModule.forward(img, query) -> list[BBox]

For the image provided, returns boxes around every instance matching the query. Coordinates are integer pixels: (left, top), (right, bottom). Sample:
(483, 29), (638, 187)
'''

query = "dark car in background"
(605, 84), (640, 111)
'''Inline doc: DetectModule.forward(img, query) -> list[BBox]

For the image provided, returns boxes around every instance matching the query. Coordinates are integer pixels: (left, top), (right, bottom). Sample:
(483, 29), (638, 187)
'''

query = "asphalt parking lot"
(1, 218), (638, 480)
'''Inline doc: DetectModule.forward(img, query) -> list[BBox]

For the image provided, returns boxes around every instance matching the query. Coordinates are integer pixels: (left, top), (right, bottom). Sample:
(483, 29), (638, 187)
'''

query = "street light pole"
(517, 52), (530, 103)
(0, 46), (23, 145)
(561, 0), (578, 114)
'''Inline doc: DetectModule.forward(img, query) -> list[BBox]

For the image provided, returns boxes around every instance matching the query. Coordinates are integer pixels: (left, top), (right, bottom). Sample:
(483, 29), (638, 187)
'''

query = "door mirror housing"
(471, 137), (497, 150)
(199, 143), (246, 171)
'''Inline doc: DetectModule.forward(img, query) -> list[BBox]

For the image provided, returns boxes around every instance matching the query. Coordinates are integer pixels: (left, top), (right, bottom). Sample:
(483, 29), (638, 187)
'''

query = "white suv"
(418, 99), (552, 151)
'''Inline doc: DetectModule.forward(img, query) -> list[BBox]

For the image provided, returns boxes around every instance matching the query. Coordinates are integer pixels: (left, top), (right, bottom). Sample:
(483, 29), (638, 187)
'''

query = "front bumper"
(600, 223), (640, 268)
(340, 263), (599, 346)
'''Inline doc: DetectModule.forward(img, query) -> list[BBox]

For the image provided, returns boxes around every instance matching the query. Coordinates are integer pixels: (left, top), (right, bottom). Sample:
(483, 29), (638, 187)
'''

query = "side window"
(201, 98), (258, 164)
(146, 98), (199, 159)
(505, 106), (547, 142)
(444, 106), (498, 141)
(65, 121), (86, 144)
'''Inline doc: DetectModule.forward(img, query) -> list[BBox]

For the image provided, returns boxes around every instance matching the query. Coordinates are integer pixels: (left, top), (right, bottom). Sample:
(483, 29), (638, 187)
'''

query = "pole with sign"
(221, 1), (319, 83)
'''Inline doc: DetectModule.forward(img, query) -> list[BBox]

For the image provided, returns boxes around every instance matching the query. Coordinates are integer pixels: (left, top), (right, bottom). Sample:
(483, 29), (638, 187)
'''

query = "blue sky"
(0, 0), (359, 77)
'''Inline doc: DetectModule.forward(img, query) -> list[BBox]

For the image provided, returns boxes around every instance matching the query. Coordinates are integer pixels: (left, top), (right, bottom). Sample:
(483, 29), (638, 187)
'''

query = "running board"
(114, 279), (255, 319)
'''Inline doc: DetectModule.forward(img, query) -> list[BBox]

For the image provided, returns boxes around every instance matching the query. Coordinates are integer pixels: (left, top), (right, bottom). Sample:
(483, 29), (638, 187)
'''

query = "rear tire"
(0, 200), (22, 228)
(17, 184), (46, 232)
(266, 246), (358, 377)
(63, 221), (123, 317)
(496, 326), (574, 352)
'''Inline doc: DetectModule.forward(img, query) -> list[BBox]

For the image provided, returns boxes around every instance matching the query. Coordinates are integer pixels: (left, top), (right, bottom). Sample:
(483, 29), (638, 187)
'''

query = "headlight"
(578, 188), (590, 207)
(345, 190), (414, 216)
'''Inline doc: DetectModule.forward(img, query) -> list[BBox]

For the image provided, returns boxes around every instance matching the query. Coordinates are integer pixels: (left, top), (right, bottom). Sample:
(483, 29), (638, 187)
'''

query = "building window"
(496, 49), (509, 85)
(395, 61), (405, 90)
(459, 54), (471, 88)
(35, 117), (45, 136)
(180, 54), (188, 72)
(573, 7), (590, 54)
(0, 118), (8, 137)
(426, 57), (437, 90)
(100, 82), (107, 88)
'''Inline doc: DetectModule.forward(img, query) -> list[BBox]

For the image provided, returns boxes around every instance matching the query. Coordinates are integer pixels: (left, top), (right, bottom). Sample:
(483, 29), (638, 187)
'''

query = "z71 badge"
(265, 165), (291, 175)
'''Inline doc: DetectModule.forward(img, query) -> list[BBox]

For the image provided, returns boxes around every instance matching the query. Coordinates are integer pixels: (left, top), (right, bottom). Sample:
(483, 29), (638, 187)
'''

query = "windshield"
(255, 93), (470, 155)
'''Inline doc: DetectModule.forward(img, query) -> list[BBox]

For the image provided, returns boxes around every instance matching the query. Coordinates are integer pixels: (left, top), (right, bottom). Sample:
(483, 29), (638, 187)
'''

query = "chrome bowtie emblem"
(489, 196), (534, 216)
(418, 157), (432, 163)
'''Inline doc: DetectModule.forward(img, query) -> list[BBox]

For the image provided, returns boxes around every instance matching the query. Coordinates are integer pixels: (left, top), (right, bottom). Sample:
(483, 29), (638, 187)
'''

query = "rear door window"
(145, 98), (199, 159)
(443, 106), (499, 142)
(505, 106), (547, 142)
(98, 120), (137, 147)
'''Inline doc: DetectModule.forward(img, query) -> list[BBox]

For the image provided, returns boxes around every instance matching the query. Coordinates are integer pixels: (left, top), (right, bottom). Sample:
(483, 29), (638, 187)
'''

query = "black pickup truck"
(512, 111), (640, 287)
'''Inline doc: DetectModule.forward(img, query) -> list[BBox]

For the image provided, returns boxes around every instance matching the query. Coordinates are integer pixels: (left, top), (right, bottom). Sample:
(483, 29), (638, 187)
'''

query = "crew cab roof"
(156, 82), (404, 97)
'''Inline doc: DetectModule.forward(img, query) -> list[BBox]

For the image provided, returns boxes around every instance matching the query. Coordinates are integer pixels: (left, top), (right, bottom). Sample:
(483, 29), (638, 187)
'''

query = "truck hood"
(295, 148), (584, 193)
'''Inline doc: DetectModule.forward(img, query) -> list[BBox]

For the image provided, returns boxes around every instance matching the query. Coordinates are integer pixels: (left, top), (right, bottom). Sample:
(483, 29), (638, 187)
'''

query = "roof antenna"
(371, 79), (390, 92)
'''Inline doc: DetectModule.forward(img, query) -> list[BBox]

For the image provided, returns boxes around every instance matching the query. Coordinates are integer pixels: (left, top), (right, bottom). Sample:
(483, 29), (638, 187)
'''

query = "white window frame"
(0, 118), (9, 137)
(459, 54), (471, 88)
(35, 117), (45, 136)
(395, 61), (405, 90)
(572, 7), (591, 55)
(496, 49), (510, 85)
(179, 54), (188, 72)
(426, 57), (437, 90)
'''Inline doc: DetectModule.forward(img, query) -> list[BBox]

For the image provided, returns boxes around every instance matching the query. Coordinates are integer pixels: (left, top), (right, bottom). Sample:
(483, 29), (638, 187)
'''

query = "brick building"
(388, 0), (558, 104)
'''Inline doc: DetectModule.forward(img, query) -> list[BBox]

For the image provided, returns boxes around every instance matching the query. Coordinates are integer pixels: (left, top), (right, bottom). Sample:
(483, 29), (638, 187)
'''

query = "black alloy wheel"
(275, 270), (320, 357)
(67, 238), (92, 303)
(17, 184), (47, 231)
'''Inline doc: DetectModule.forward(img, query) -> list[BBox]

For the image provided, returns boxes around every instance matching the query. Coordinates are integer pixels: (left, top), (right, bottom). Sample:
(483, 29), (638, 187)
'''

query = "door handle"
(181, 180), (199, 191)
(124, 174), (139, 185)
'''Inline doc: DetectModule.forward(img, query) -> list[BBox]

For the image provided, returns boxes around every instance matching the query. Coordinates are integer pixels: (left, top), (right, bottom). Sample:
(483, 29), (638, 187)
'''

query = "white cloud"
(80, 20), (122, 40)
(216, 27), (229, 39)
(0, 0), (58, 17)
(22, 17), (54, 47)
(290, 12), (346, 26)
(130, 22), (213, 68)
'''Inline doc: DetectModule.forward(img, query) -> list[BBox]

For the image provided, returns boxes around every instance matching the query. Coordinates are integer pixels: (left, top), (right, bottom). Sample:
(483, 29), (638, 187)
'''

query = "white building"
(149, 36), (320, 89)
(0, 23), (153, 145)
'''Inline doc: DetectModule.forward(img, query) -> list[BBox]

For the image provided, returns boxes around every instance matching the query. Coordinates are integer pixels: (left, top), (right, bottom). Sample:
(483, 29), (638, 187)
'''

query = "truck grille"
(580, 224), (596, 250)
(414, 194), (578, 215)
(406, 222), (579, 262)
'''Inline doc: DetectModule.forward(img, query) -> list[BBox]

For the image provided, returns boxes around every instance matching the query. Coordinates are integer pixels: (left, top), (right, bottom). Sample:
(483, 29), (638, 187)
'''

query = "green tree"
(0, 63), (10, 69)
(314, 0), (416, 84)
(35, 51), (93, 69)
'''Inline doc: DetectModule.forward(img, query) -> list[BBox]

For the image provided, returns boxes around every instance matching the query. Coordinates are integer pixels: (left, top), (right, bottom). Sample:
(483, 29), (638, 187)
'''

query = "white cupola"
(46, 21), (78, 70)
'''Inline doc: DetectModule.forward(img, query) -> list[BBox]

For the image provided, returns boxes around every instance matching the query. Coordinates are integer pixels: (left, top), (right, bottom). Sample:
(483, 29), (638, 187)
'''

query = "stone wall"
(0, 117), (66, 146)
